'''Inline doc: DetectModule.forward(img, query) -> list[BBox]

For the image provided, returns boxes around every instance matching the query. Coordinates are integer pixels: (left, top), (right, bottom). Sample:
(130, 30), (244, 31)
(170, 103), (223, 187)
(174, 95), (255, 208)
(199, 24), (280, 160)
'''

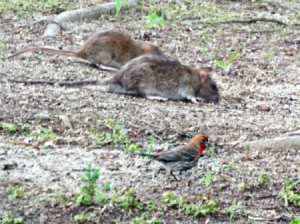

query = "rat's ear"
(198, 69), (208, 83)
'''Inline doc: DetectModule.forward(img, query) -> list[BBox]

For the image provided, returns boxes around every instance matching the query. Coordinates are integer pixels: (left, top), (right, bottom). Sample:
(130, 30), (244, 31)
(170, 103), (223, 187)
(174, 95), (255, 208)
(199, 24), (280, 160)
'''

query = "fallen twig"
(183, 17), (288, 26)
(240, 136), (300, 150)
(44, 0), (137, 37)
(248, 215), (282, 221)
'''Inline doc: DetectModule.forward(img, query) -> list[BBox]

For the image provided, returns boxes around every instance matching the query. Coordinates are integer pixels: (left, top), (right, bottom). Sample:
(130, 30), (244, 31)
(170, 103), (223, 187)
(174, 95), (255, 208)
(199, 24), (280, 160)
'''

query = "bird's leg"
(170, 172), (179, 181)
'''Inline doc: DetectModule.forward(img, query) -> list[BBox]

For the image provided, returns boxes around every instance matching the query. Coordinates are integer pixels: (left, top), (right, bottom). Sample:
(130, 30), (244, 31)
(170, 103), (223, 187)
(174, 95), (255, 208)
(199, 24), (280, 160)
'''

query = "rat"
(7, 55), (220, 103)
(5, 30), (162, 71)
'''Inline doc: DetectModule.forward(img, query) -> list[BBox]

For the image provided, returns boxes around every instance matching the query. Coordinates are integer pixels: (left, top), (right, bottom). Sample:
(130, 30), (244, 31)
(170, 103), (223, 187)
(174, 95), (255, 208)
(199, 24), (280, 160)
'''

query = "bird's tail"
(134, 152), (160, 158)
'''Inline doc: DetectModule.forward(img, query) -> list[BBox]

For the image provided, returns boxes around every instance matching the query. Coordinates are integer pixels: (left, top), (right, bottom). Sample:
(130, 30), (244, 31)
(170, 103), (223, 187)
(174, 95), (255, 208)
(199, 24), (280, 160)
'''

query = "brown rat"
(7, 55), (220, 103)
(6, 30), (162, 71)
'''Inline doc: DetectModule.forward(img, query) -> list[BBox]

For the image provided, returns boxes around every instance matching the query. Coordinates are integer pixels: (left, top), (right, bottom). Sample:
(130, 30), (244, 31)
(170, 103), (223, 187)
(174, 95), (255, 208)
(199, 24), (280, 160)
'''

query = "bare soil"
(0, 1), (299, 223)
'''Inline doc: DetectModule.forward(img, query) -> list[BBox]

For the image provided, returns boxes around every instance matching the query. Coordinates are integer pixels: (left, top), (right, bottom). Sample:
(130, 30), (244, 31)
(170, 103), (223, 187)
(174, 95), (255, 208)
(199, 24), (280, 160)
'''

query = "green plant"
(115, 0), (128, 15)
(75, 163), (100, 205)
(2, 211), (24, 224)
(34, 127), (56, 141)
(111, 187), (142, 209)
(204, 172), (217, 187)
(278, 179), (300, 207)
(221, 200), (238, 220)
(147, 135), (156, 153)
(131, 214), (162, 224)
(163, 192), (217, 216)
(289, 217), (300, 224)
(93, 119), (127, 146)
(256, 171), (271, 186)
(145, 12), (166, 28)
(74, 214), (95, 223)
(6, 185), (30, 201)
(0, 122), (17, 133)
(214, 50), (238, 72)
(238, 181), (247, 191)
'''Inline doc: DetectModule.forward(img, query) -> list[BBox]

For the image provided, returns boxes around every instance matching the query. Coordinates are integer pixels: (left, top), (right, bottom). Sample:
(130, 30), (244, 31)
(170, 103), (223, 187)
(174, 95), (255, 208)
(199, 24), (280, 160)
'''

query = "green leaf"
(228, 50), (238, 63)
(146, 13), (165, 28)
(214, 60), (230, 72)
(115, 0), (122, 15)
(201, 33), (211, 43)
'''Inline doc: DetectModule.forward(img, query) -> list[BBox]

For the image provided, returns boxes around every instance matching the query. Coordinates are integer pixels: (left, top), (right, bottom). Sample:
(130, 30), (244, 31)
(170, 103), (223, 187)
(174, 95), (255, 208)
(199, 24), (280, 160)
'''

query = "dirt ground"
(0, 1), (299, 223)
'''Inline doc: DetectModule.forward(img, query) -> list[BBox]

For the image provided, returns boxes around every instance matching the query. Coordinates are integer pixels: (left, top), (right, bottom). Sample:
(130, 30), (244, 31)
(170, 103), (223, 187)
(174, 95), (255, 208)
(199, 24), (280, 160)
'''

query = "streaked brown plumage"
(136, 134), (210, 180)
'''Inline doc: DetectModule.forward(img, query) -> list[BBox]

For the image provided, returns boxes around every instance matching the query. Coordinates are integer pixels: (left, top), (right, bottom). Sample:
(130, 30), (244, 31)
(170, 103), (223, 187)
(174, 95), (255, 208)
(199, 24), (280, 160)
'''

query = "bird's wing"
(157, 148), (198, 162)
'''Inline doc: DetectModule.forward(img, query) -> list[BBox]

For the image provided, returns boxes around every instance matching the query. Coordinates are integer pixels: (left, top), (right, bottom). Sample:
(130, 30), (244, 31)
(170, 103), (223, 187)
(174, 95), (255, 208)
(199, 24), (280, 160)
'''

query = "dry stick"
(182, 17), (288, 26)
(240, 136), (300, 150)
(44, 0), (137, 37)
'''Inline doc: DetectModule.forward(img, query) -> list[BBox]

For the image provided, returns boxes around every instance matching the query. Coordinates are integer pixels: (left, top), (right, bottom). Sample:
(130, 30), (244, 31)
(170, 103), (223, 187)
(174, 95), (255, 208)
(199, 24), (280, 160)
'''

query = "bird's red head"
(190, 134), (210, 156)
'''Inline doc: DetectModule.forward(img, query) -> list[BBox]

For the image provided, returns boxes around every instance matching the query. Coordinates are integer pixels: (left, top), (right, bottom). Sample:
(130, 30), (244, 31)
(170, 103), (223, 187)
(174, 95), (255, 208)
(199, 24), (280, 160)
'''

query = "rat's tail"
(6, 47), (76, 59)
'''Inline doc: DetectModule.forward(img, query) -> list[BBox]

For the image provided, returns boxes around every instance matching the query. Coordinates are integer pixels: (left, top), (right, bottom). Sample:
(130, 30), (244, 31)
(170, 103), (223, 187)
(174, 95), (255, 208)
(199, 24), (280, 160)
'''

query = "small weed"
(115, 0), (128, 16)
(214, 50), (238, 72)
(204, 172), (217, 187)
(256, 171), (271, 186)
(74, 214), (95, 224)
(111, 187), (142, 209)
(238, 181), (248, 191)
(263, 49), (275, 60)
(2, 211), (24, 224)
(55, 193), (74, 207)
(221, 200), (238, 220)
(163, 192), (217, 216)
(145, 12), (166, 28)
(92, 119), (127, 146)
(131, 213), (162, 224)
(0, 122), (17, 133)
(34, 127), (56, 141)
(75, 163), (100, 205)
(289, 217), (300, 224)
(278, 179), (300, 207)
(6, 185), (30, 201)
(147, 135), (156, 153)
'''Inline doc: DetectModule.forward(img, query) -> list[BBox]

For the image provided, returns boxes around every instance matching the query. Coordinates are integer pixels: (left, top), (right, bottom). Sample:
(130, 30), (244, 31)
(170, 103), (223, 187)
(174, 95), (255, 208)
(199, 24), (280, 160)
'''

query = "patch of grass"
(2, 211), (24, 224)
(0, 121), (31, 134)
(6, 185), (30, 201)
(278, 179), (300, 207)
(74, 214), (95, 224)
(88, 118), (156, 153)
(256, 171), (271, 186)
(0, 122), (17, 134)
(221, 200), (238, 221)
(145, 12), (166, 28)
(289, 217), (300, 224)
(131, 213), (162, 224)
(0, 0), (83, 15)
(214, 50), (239, 72)
(204, 147), (236, 187)
(75, 163), (100, 205)
(33, 127), (57, 142)
(163, 192), (218, 216)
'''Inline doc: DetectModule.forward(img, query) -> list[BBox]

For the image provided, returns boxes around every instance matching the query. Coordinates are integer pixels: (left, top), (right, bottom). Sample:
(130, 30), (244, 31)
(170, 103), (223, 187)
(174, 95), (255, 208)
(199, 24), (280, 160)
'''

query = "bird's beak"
(205, 141), (212, 148)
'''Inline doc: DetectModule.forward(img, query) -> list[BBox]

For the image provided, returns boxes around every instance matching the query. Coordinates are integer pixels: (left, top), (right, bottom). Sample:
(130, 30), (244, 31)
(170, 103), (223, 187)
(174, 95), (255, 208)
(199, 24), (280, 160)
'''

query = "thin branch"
(183, 17), (288, 26)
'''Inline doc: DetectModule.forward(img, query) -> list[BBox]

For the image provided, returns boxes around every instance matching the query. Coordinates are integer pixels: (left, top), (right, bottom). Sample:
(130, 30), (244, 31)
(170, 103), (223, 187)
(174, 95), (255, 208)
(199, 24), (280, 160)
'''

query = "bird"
(136, 134), (210, 180)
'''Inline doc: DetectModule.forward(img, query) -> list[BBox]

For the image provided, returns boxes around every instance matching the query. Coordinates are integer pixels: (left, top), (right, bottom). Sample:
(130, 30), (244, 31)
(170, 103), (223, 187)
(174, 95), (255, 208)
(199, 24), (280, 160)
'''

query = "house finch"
(136, 134), (210, 180)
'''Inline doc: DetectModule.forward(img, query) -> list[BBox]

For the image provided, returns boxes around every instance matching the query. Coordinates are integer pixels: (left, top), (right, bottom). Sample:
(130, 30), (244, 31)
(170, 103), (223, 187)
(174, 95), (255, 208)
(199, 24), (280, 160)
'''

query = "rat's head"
(197, 69), (220, 103)
(142, 42), (162, 55)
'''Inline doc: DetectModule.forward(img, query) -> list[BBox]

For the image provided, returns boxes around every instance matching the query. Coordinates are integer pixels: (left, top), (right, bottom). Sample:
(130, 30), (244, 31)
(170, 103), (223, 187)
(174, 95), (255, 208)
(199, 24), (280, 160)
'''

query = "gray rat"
(7, 54), (220, 103)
